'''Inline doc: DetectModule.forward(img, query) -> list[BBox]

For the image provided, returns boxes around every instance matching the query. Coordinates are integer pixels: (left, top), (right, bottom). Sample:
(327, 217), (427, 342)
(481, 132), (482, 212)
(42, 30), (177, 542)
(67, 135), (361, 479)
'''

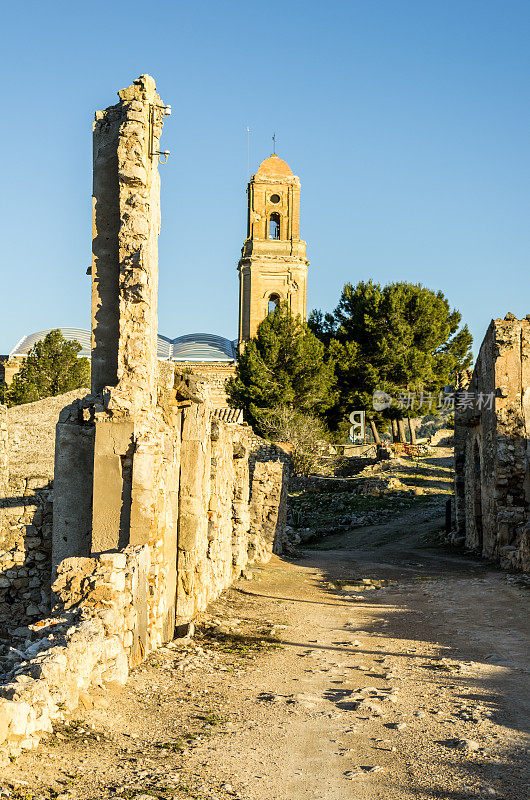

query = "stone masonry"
(0, 76), (289, 761)
(0, 392), (86, 628)
(454, 315), (530, 570)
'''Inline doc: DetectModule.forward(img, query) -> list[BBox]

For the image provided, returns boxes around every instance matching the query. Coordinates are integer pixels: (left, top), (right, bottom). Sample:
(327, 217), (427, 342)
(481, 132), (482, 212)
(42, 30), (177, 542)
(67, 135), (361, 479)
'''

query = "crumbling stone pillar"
(53, 75), (168, 569)
(91, 74), (167, 412)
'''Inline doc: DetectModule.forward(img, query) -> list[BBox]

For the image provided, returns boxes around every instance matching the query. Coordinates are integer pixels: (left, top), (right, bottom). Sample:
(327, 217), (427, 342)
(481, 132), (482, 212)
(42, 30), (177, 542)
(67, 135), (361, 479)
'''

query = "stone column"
(91, 74), (168, 412)
(54, 76), (168, 569)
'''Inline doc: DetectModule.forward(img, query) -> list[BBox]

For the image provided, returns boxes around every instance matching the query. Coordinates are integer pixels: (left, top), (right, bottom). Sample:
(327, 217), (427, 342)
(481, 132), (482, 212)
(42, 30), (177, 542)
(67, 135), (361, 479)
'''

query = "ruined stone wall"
(0, 481), (52, 627)
(0, 74), (292, 761)
(0, 398), (290, 760)
(0, 550), (135, 761)
(54, 75), (290, 640)
(176, 363), (236, 408)
(174, 406), (290, 622)
(454, 316), (530, 570)
(0, 392), (87, 627)
(248, 461), (289, 559)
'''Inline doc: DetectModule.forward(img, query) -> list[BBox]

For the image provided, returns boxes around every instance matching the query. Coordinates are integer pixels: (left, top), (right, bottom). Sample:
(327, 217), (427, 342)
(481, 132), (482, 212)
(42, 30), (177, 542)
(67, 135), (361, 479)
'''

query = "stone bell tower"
(237, 153), (308, 346)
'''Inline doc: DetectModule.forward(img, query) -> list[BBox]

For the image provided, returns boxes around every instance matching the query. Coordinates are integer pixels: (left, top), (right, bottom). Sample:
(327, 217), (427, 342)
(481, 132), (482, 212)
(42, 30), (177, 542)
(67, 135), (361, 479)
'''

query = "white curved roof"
(10, 329), (237, 363)
(10, 328), (92, 358)
(159, 333), (237, 362)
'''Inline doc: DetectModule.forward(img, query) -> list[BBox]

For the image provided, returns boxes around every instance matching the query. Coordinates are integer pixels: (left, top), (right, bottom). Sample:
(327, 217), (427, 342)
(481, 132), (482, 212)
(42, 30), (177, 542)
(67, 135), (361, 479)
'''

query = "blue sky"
(0, 0), (528, 355)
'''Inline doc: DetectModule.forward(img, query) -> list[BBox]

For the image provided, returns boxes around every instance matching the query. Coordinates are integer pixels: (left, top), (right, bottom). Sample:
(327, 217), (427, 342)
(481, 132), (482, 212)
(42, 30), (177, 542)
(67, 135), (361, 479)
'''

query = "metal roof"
(166, 333), (237, 362)
(10, 328), (92, 359)
(10, 329), (237, 363)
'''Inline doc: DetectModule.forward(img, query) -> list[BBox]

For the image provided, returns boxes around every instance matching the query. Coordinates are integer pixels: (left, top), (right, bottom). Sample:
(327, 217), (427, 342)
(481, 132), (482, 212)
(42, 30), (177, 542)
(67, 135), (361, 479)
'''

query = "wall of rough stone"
(177, 363), (237, 408)
(0, 397), (290, 760)
(0, 74), (291, 761)
(0, 548), (136, 761)
(0, 392), (87, 627)
(248, 461), (289, 560)
(0, 481), (52, 627)
(174, 411), (290, 622)
(454, 316), (530, 570)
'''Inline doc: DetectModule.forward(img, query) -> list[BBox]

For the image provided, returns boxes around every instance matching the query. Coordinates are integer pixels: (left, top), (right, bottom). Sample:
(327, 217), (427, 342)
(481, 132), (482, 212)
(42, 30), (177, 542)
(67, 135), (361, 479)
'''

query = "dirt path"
(3, 463), (529, 800)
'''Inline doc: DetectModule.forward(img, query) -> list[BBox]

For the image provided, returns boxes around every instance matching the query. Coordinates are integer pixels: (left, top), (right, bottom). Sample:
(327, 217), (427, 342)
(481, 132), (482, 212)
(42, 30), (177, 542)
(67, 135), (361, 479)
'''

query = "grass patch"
(198, 628), (283, 658)
(288, 490), (423, 528)
(331, 577), (393, 589)
(198, 711), (227, 726)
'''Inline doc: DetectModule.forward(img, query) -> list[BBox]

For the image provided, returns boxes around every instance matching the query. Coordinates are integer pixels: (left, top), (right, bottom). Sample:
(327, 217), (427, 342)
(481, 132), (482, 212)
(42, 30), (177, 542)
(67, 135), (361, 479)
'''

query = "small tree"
(260, 405), (331, 476)
(5, 330), (90, 407)
(227, 302), (335, 433)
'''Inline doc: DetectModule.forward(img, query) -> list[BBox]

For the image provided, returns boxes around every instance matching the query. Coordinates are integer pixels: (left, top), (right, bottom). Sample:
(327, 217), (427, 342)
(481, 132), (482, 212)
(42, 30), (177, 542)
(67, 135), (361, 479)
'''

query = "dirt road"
(3, 459), (529, 800)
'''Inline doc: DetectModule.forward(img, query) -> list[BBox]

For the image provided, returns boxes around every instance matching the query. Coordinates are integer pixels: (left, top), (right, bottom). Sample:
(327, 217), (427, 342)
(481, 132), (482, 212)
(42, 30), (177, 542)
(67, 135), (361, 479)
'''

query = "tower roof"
(256, 153), (293, 178)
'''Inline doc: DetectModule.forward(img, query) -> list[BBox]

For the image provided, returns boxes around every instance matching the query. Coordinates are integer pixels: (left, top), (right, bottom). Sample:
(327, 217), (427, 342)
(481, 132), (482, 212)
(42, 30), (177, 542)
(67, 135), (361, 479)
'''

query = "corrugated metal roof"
(10, 330), (237, 363)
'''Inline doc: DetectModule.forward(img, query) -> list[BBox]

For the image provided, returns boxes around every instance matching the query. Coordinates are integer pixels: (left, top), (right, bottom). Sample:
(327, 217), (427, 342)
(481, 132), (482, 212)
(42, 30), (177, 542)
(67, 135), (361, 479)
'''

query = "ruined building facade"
(238, 153), (309, 345)
(0, 76), (290, 759)
(454, 315), (530, 571)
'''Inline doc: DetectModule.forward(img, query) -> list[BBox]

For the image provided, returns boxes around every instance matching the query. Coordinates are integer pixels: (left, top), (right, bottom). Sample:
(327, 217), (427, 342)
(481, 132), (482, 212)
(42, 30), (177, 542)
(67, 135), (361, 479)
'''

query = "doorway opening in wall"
(473, 440), (484, 551)
(268, 294), (280, 314)
(269, 213), (280, 240)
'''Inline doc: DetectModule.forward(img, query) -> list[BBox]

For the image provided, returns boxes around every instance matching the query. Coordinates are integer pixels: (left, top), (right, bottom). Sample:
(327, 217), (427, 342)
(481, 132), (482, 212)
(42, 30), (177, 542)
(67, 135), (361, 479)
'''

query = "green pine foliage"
(309, 280), (473, 432)
(227, 302), (335, 432)
(4, 330), (90, 407)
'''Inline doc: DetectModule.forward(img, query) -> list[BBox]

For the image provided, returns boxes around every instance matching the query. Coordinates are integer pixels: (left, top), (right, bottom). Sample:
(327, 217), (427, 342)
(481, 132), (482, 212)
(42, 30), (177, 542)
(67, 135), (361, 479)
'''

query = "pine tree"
(5, 330), (90, 407)
(309, 281), (473, 433)
(227, 302), (335, 432)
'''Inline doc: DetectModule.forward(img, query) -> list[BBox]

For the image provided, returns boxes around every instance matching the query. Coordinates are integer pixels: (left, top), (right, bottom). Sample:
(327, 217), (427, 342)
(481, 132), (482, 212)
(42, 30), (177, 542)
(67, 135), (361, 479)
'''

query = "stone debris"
(455, 738), (481, 752)
(344, 765), (384, 779)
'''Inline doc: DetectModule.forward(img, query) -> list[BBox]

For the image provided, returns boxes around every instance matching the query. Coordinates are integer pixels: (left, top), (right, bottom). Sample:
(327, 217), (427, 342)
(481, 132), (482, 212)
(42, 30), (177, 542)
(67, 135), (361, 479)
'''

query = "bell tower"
(237, 153), (308, 346)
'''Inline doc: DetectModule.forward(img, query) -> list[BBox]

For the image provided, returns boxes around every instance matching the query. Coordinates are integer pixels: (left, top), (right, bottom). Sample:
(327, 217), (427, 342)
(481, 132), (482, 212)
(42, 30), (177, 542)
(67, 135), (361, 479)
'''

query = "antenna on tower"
(246, 126), (251, 182)
(272, 132), (276, 154)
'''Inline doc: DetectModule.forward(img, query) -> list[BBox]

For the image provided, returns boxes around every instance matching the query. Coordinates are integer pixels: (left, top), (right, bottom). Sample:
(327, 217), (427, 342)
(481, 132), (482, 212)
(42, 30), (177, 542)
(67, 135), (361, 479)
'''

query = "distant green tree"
(227, 302), (335, 433)
(309, 280), (473, 433)
(5, 330), (90, 407)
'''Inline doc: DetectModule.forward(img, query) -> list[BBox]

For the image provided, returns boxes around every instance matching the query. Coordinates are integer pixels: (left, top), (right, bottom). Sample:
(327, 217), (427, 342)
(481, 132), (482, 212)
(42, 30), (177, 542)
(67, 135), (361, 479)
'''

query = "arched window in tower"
(269, 213), (280, 240)
(268, 294), (280, 314)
